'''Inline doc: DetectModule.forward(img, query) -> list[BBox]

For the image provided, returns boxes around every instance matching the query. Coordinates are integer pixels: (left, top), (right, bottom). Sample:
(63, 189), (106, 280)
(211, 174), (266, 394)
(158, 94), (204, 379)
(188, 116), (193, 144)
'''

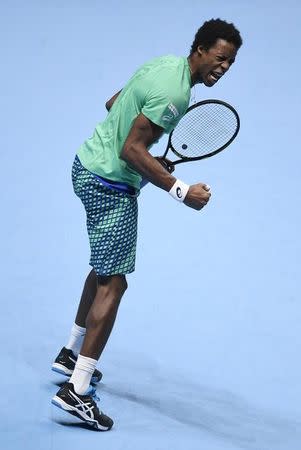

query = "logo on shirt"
(162, 103), (180, 122)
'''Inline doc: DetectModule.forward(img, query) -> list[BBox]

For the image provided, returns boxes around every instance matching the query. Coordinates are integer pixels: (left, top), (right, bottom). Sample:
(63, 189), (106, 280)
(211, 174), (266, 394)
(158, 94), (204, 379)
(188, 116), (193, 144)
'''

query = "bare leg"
(74, 269), (97, 328)
(80, 274), (127, 360)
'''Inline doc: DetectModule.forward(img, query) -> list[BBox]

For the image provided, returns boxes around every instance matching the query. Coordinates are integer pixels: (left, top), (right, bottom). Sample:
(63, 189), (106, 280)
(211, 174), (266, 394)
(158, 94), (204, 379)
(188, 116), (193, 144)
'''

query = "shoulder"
(123, 55), (190, 130)
(143, 56), (189, 100)
(141, 55), (186, 79)
(132, 55), (186, 85)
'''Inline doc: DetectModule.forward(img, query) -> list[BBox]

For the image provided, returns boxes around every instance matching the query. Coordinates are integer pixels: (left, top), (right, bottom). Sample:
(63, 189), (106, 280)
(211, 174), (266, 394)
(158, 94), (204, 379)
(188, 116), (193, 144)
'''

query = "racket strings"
(171, 103), (238, 158)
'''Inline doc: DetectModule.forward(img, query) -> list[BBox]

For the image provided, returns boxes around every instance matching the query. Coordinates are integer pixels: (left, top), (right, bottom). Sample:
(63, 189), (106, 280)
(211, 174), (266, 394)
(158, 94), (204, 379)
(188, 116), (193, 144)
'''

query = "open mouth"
(209, 71), (223, 83)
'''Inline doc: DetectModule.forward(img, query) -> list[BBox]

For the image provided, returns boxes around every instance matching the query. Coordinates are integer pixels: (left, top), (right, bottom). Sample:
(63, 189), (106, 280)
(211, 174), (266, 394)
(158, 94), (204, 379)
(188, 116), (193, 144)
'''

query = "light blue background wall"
(1, 1), (301, 449)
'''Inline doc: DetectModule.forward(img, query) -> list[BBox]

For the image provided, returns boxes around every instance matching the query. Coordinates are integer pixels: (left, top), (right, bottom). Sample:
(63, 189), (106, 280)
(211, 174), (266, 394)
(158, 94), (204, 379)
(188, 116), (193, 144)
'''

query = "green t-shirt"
(77, 55), (192, 189)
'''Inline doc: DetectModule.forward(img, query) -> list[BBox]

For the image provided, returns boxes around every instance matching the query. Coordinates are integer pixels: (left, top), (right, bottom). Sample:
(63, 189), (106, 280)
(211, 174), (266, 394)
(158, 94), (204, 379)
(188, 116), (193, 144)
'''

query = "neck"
(187, 54), (202, 86)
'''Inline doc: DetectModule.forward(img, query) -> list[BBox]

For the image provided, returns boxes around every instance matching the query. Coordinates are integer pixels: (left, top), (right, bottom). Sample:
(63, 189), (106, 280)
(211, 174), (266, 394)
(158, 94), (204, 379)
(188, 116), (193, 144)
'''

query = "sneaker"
(52, 347), (102, 383)
(52, 382), (113, 431)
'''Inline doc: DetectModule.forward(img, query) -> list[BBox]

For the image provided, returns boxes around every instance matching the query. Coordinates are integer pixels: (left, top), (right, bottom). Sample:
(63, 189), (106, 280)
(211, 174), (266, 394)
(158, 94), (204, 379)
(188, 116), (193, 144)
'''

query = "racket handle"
(156, 157), (175, 173)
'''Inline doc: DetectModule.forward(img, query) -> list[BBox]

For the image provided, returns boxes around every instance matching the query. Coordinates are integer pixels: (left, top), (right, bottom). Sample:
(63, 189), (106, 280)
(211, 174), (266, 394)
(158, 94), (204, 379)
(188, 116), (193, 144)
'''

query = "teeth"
(210, 72), (222, 82)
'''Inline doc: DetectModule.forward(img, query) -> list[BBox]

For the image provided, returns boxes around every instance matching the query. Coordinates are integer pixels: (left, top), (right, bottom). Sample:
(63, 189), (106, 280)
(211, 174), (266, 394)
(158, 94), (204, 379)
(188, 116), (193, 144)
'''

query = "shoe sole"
(52, 363), (102, 383)
(52, 395), (112, 431)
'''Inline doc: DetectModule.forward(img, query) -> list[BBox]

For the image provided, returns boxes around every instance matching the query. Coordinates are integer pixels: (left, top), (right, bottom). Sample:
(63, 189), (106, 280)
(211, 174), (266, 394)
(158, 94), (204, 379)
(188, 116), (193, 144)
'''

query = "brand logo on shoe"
(69, 390), (95, 419)
(68, 356), (77, 364)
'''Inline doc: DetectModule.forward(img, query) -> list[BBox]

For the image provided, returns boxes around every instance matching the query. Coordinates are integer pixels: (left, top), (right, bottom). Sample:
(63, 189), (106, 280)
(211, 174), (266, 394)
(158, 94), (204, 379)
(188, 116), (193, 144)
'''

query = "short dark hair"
(190, 19), (242, 53)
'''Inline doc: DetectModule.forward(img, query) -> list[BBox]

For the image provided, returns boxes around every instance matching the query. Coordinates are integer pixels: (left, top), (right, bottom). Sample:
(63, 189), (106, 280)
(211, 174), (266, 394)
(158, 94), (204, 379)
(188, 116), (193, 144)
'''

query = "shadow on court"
(54, 419), (102, 431)
(100, 373), (301, 450)
(48, 354), (301, 449)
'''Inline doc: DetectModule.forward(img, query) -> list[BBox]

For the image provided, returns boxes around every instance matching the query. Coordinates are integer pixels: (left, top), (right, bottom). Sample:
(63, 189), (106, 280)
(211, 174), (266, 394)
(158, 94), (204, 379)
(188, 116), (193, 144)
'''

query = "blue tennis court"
(1, 1), (301, 449)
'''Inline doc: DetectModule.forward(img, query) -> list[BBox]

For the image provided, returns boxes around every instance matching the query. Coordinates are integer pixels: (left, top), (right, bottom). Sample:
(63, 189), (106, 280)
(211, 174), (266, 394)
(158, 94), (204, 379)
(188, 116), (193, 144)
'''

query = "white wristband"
(168, 179), (190, 202)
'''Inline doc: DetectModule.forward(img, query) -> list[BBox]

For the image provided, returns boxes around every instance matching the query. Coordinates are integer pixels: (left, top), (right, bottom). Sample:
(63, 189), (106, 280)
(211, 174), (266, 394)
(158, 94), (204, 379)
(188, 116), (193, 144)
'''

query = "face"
(197, 39), (237, 87)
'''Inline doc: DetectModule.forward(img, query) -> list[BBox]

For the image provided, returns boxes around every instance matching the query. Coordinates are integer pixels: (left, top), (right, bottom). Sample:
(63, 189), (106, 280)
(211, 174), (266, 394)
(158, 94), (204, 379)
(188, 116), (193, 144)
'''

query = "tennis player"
(51, 19), (242, 430)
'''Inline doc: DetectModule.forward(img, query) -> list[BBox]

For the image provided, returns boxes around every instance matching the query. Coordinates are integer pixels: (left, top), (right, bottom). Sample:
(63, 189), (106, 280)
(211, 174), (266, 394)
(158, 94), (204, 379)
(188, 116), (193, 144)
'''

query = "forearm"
(121, 144), (176, 191)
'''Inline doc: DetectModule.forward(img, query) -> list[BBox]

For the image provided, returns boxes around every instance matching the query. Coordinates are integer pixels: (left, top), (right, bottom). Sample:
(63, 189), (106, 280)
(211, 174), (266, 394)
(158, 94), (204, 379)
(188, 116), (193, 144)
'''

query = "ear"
(196, 45), (206, 57)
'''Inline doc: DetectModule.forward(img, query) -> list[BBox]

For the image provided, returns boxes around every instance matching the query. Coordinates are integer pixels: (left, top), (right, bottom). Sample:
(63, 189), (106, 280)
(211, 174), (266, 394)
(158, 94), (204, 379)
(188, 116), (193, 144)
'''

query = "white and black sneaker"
(52, 382), (113, 431)
(52, 347), (102, 383)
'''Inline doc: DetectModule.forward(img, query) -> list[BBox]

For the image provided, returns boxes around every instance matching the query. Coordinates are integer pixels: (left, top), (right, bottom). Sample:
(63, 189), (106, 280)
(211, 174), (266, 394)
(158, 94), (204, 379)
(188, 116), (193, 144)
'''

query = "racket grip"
(155, 157), (175, 173)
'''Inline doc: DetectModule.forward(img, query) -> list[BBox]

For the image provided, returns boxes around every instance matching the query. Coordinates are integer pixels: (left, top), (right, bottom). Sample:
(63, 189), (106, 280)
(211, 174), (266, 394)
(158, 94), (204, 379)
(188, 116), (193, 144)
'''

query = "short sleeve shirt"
(77, 55), (192, 189)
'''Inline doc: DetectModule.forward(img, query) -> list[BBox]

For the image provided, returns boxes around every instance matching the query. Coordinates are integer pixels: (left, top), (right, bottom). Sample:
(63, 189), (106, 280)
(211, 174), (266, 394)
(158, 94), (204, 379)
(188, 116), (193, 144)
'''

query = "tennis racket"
(160, 99), (240, 172)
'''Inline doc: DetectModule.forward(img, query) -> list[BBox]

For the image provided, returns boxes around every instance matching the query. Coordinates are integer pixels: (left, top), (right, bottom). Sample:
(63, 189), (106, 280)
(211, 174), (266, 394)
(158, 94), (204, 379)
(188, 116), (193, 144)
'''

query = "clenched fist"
(184, 183), (211, 210)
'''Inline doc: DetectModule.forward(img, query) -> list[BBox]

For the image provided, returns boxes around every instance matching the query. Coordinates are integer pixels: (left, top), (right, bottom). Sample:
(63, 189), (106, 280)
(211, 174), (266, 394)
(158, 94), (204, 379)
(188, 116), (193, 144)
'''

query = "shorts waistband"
(75, 155), (138, 195)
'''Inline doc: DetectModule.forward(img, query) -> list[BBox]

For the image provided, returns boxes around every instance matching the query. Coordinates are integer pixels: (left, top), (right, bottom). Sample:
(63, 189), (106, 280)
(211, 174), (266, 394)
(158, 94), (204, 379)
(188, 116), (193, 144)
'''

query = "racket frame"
(162, 99), (240, 166)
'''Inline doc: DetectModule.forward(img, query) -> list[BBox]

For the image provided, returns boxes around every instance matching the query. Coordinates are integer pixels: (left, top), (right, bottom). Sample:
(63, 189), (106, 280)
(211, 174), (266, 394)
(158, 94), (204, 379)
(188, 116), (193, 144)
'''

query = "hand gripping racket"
(160, 99), (240, 172)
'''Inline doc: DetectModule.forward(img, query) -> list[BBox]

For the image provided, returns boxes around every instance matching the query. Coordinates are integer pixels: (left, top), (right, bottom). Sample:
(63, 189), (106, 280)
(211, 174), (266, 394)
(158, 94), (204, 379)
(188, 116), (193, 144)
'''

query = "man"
(51, 18), (242, 431)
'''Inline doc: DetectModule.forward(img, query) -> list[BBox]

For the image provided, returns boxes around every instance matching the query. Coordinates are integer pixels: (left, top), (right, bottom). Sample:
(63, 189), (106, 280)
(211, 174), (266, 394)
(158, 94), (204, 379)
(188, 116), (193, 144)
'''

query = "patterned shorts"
(72, 156), (138, 276)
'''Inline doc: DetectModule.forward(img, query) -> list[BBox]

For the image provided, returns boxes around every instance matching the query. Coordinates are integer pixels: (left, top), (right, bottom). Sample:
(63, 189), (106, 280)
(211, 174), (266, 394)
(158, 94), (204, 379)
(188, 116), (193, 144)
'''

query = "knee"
(97, 275), (128, 297)
(109, 276), (128, 300)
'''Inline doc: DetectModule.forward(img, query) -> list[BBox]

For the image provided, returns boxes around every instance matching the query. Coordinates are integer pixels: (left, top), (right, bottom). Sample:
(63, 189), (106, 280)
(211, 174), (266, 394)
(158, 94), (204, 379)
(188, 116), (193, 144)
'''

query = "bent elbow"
(120, 146), (130, 162)
(120, 144), (137, 164)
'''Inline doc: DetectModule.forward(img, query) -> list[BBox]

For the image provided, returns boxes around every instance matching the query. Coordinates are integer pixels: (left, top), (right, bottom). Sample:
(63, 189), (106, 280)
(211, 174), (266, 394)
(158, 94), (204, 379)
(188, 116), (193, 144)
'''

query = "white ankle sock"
(65, 323), (86, 356)
(69, 354), (97, 395)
